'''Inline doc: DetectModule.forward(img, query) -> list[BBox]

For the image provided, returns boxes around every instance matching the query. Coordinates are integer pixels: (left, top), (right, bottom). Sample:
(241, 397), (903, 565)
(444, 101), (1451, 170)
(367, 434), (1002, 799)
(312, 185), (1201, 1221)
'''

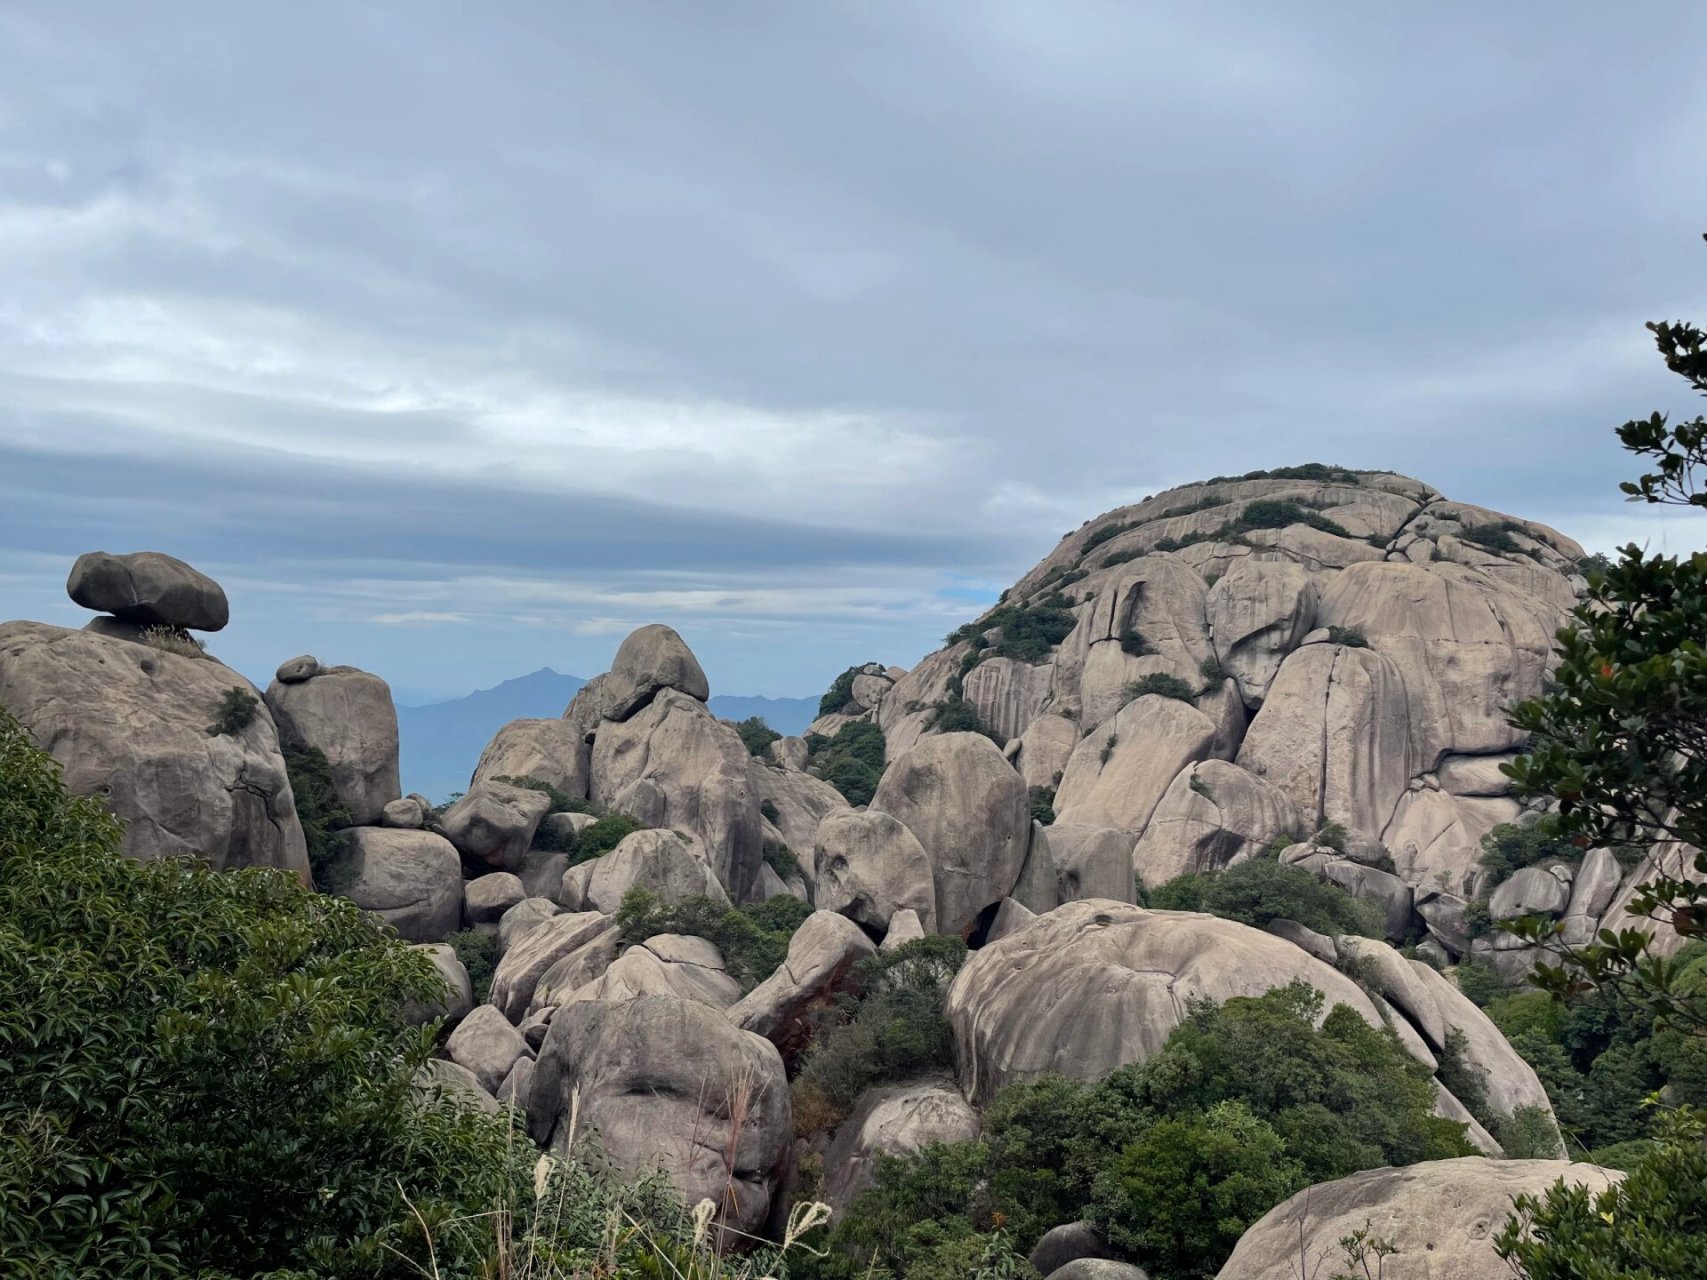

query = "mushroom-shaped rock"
(1237, 643), (1413, 839)
(728, 910), (877, 1060)
(1489, 865), (1571, 920)
(566, 934), (741, 1010)
(264, 664), (401, 827)
(822, 1077), (980, 1213)
(813, 809), (938, 935)
(67, 550), (231, 631)
(438, 779), (551, 872)
(325, 828), (463, 942)
(446, 1004), (531, 1095)
(471, 717), (591, 803)
(0, 621), (309, 878)
(571, 828), (728, 915)
(1207, 558), (1317, 708)
(604, 623), (711, 719)
(590, 689), (763, 902)
(497, 896), (562, 957)
(489, 911), (618, 1022)
(946, 900), (1384, 1104)
(1054, 695), (1219, 834)
(1213, 1158), (1619, 1280)
(1132, 760), (1300, 890)
(464, 872), (527, 934)
(528, 995), (789, 1241)
(869, 732), (1031, 937)
(403, 942), (475, 1027)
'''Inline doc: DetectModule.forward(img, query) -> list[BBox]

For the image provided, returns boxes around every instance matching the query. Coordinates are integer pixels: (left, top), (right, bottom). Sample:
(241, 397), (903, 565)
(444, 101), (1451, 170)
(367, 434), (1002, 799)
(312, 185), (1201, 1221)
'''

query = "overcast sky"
(3, 3), (1705, 702)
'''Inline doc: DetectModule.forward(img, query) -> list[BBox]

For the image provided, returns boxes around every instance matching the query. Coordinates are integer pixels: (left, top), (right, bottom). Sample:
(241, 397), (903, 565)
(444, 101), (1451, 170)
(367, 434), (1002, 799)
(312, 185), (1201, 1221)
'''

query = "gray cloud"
(2, 1), (1705, 698)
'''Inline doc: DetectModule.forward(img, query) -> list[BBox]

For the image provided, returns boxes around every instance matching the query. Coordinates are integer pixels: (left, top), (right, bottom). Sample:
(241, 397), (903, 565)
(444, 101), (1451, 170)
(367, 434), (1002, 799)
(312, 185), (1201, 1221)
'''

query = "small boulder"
(1489, 865), (1571, 920)
(881, 909), (926, 951)
(381, 797), (426, 828)
(275, 654), (320, 683)
(604, 623), (711, 719)
(497, 897), (562, 957)
(822, 1077), (980, 1213)
(570, 828), (728, 914)
(67, 550), (230, 631)
(446, 1004), (531, 1095)
(415, 1058), (499, 1114)
(728, 910), (876, 1060)
(403, 942), (475, 1027)
(489, 911), (619, 1022)
(326, 828), (462, 942)
(1030, 1223), (1118, 1279)
(1046, 1262), (1149, 1280)
(464, 872), (527, 934)
(438, 780), (551, 871)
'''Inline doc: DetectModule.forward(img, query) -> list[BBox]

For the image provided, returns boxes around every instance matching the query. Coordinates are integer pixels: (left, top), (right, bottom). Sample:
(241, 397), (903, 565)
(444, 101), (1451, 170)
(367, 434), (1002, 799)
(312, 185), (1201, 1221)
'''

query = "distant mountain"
(395, 667), (817, 801)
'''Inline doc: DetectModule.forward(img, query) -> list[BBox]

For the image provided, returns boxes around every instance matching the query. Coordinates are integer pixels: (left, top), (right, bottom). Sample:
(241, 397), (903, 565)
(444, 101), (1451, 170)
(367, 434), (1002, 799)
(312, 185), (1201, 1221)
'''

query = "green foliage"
(1081, 520), (1139, 553)
(760, 798), (781, 824)
(735, 715), (782, 757)
(1199, 653), (1227, 683)
(140, 624), (206, 658)
(209, 686), (259, 735)
(930, 696), (1003, 743)
(1118, 625), (1153, 656)
(1237, 498), (1352, 539)
(1124, 672), (1197, 703)
(762, 837), (800, 882)
(613, 886), (812, 989)
(0, 707), (531, 1278)
(1092, 1101), (1305, 1279)
(1205, 463), (1363, 485)
(819, 665), (866, 716)
(1478, 818), (1579, 893)
(1497, 1106), (1707, 1279)
(493, 773), (592, 814)
(1454, 957), (1516, 1007)
(808, 719), (889, 806)
(282, 743), (353, 887)
(1029, 785), (1056, 826)
(447, 928), (497, 1005)
(823, 981), (1472, 1280)
(947, 592), (1078, 666)
(793, 936), (968, 1135)
(1459, 520), (1526, 554)
(573, 812), (645, 862)
(1436, 1027), (1497, 1133)
(1326, 624), (1370, 648)
(1148, 858), (1386, 939)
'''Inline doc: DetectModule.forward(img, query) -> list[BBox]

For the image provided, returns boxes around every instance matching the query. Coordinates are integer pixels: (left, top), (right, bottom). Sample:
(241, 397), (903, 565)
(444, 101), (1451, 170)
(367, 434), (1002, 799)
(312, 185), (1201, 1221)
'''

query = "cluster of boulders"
(0, 479), (1656, 1266)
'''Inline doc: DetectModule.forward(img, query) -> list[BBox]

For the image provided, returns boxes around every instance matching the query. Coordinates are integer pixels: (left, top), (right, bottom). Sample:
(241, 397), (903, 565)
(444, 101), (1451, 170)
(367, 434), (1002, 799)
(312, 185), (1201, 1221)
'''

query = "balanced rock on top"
(67, 550), (230, 632)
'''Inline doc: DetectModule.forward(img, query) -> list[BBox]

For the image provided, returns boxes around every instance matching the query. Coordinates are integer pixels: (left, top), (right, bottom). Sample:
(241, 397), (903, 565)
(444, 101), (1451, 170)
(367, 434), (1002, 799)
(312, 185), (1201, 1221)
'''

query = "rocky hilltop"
(0, 471), (1646, 1278)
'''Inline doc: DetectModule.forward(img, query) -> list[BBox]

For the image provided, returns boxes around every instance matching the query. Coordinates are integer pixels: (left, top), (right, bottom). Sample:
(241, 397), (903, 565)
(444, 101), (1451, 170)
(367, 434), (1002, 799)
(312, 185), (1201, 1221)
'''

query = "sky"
(2, 3), (1705, 703)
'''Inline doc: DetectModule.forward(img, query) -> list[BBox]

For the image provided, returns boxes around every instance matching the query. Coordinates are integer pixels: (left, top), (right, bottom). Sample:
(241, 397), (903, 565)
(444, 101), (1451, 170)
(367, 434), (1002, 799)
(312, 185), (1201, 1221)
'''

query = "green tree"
(0, 708), (527, 1279)
(1149, 858), (1387, 939)
(734, 715), (782, 757)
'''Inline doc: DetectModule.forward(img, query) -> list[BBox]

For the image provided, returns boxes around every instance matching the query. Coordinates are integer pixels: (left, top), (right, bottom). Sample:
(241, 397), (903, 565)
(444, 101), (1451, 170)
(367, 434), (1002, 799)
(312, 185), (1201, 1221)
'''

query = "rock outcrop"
(438, 779), (551, 872)
(265, 663), (401, 826)
(325, 827), (463, 942)
(821, 1077), (979, 1213)
(728, 910), (876, 1059)
(812, 808), (938, 935)
(0, 621), (310, 878)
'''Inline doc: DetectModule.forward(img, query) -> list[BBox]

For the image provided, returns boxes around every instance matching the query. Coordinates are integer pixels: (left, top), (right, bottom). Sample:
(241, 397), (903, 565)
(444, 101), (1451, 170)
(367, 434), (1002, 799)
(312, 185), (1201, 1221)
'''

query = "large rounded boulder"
(869, 732), (1030, 937)
(946, 900), (1384, 1104)
(67, 549), (230, 632)
(813, 808), (938, 934)
(265, 663), (401, 826)
(1215, 1158), (1620, 1280)
(821, 1077), (979, 1213)
(527, 994), (789, 1241)
(604, 623), (711, 719)
(0, 621), (309, 878)
(324, 827), (464, 942)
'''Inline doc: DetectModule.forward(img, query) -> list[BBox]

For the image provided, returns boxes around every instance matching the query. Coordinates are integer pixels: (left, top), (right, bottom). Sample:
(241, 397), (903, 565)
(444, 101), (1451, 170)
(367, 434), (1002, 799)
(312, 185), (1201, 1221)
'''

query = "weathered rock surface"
(1038, 823), (1135, 906)
(882, 909), (926, 951)
(381, 796), (426, 828)
(1207, 558), (1316, 708)
(729, 910), (876, 1058)
(528, 995), (789, 1239)
(403, 942), (475, 1027)
(948, 900), (1383, 1104)
(446, 1004), (531, 1095)
(265, 664), (401, 826)
(464, 872), (527, 933)
(1013, 713), (1080, 791)
(67, 550), (230, 631)
(416, 1058), (499, 1114)
(1055, 695), (1219, 834)
(471, 718), (590, 803)
(1045, 1261), (1150, 1280)
(497, 896), (562, 957)
(1029, 1222), (1119, 1280)
(438, 779), (551, 872)
(750, 760), (848, 875)
(604, 624), (711, 719)
(813, 808), (938, 934)
(1215, 1158), (1619, 1280)
(325, 827), (463, 942)
(1132, 760), (1299, 889)
(489, 910), (619, 1021)
(1489, 865), (1571, 920)
(870, 732), (1031, 937)
(822, 1077), (980, 1213)
(0, 621), (309, 877)
(566, 828), (728, 914)
(590, 689), (763, 902)
(567, 933), (741, 1010)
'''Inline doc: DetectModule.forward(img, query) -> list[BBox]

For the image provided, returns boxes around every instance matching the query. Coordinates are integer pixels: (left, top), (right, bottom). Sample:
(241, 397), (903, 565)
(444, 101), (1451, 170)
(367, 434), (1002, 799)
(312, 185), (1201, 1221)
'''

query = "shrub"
(573, 813), (645, 862)
(763, 838), (800, 881)
(614, 887), (812, 989)
(793, 936), (968, 1135)
(809, 720), (888, 806)
(1198, 654), (1226, 684)
(208, 686), (259, 736)
(1124, 673), (1197, 704)
(281, 743), (354, 887)
(931, 697), (1002, 743)
(1082, 520), (1139, 553)
(1118, 625), (1153, 656)
(1326, 625), (1370, 648)
(1459, 521), (1525, 554)
(819, 665), (869, 716)
(735, 715), (781, 757)
(760, 798), (781, 824)
(0, 708), (531, 1278)
(1453, 957), (1515, 1007)
(1149, 859), (1386, 939)
(447, 928), (497, 1004)
(492, 773), (590, 814)
(947, 593), (1078, 666)
(1477, 817), (1577, 892)
(1029, 785), (1056, 826)
(140, 624), (205, 657)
